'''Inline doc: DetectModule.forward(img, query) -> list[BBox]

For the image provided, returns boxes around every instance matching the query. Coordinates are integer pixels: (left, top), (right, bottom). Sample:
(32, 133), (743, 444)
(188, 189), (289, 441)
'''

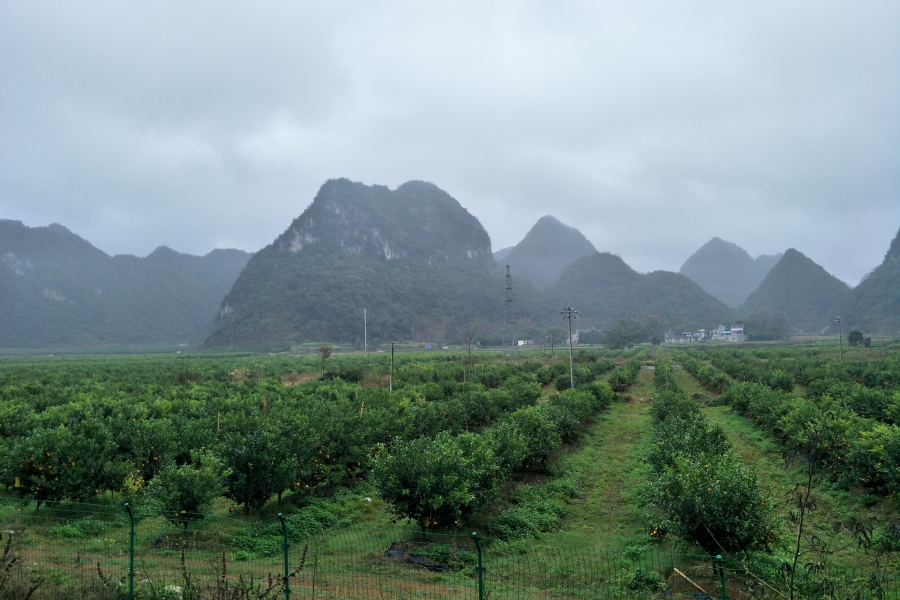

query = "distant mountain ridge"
(13, 182), (889, 348)
(739, 248), (850, 333)
(205, 180), (742, 348)
(836, 226), (900, 334)
(543, 252), (737, 331)
(0, 219), (250, 347)
(500, 216), (597, 290)
(680, 237), (782, 307)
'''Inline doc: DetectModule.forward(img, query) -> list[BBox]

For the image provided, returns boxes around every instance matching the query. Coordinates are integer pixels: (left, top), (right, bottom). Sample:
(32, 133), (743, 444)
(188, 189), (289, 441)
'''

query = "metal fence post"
(124, 503), (134, 600)
(278, 513), (291, 600)
(471, 532), (484, 600)
(715, 554), (727, 600)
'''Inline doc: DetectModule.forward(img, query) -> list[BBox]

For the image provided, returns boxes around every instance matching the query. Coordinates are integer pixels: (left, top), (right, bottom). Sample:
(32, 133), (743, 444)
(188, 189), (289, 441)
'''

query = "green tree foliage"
(372, 431), (499, 531)
(507, 407), (562, 472)
(603, 320), (644, 349)
(767, 369), (794, 392)
(608, 359), (641, 392)
(848, 330), (864, 347)
(723, 379), (900, 494)
(3, 419), (119, 504)
(485, 421), (527, 478)
(647, 360), (773, 553)
(662, 451), (773, 552)
(641, 314), (666, 345)
(149, 450), (229, 528)
(221, 426), (295, 515)
(744, 310), (787, 341)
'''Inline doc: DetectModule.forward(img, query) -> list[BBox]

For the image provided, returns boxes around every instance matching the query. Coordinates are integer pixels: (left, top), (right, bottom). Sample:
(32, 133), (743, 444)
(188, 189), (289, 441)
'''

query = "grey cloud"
(1, 1), (897, 285)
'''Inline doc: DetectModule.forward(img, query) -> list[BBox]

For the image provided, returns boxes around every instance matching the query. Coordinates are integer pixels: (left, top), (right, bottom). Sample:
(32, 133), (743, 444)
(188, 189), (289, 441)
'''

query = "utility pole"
(550, 333), (554, 363)
(835, 316), (843, 364)
(561, 307), (577, 389)
(364, 308), (367, 359)
(503, 265), (516, 359)
(390, 342), (394, 394)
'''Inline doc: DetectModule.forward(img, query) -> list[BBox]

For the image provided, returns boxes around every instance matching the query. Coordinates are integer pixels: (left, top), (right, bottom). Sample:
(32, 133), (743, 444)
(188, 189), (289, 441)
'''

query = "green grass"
(627, 366), (655, 399)
(533, 369), (657, 551)
(671, 366), (714, 400)
(542, 400), (654, 551)
(682, 377), (900, 574)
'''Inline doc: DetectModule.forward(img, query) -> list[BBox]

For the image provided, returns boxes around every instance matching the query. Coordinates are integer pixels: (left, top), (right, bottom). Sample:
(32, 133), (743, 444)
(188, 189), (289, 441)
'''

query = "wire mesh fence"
(1, 497), (897, 600)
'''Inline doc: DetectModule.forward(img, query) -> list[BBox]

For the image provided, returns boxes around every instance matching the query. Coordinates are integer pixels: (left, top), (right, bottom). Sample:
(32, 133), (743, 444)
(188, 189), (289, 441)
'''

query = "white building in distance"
(665, 324), (747, 344)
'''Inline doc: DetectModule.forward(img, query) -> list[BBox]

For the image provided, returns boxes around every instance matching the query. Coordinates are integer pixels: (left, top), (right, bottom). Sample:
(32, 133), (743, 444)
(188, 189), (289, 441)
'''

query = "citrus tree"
(372, 431), (499, 531)
(149, 450), (228, 528)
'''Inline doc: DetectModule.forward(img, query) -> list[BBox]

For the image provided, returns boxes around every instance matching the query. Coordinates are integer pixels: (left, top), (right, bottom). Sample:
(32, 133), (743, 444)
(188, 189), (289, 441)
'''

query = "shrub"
(490, 483), (568, 541)
(372, 431), (499, 530)
(581, 381), (615, 410)
(508, 407), (561, 471)
(659, 452), (772, 553)
(648, 359), (772, 553)
(486, 421), (527, 478)
(766, 369), (794, 393)
(149, 450), (229, 528)
(647, 418), (730, 474)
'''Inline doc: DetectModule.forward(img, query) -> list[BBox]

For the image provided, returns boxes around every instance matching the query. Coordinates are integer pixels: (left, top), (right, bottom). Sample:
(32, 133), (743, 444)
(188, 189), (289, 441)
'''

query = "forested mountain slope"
(501, 216), (597, 290)
(543, 252), (737, 331)
(204, 179), (541, 347)
(837, 226), (900, 334)
(492, 246), (513, 263)
(0, 219), (250, 347)
(679, 237), (782, 307)
(739, 248), (850, 334)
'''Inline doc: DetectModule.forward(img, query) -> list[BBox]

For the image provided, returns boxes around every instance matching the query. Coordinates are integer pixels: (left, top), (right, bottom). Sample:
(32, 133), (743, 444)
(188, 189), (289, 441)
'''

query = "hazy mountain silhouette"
(501, 216), (597, 290)
(739, 248), (850, 334)
(680, 237), (782, 307)
(836, 226), (900, 334)
(543, 252), (737, 331)
(0, 219), (250, 347)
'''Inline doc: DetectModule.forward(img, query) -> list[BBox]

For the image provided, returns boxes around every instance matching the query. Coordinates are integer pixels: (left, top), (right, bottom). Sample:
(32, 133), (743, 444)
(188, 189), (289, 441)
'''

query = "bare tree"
(318, 344), (332, 375)
(460, 321), (478, 369)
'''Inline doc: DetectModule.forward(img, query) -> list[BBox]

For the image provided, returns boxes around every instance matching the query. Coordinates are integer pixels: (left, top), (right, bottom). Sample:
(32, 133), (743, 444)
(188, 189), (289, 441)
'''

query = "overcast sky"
(1, 1), (898, 285)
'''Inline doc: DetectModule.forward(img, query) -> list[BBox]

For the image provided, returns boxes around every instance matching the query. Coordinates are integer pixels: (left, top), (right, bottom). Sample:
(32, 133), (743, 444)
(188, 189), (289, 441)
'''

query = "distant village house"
(664, 324), (747, 344)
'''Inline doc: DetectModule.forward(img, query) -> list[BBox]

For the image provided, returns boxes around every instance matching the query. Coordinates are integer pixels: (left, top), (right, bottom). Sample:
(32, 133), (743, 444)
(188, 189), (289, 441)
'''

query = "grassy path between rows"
(537, 369), (655, 551)
(698, 403), (888, 571)
(669, 364), (900, 572)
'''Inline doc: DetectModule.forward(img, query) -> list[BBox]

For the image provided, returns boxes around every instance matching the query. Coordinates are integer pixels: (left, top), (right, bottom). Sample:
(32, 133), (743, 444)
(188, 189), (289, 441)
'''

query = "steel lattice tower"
(503, 265), (517, 358)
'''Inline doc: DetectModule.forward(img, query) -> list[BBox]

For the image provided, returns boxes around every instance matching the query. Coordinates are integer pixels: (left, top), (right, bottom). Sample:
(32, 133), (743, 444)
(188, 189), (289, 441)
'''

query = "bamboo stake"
(673, 568), (709, 596)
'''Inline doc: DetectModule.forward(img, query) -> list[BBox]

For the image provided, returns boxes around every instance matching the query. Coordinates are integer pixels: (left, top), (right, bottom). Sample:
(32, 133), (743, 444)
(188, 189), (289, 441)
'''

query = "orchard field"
(0, 340), (899, 598)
